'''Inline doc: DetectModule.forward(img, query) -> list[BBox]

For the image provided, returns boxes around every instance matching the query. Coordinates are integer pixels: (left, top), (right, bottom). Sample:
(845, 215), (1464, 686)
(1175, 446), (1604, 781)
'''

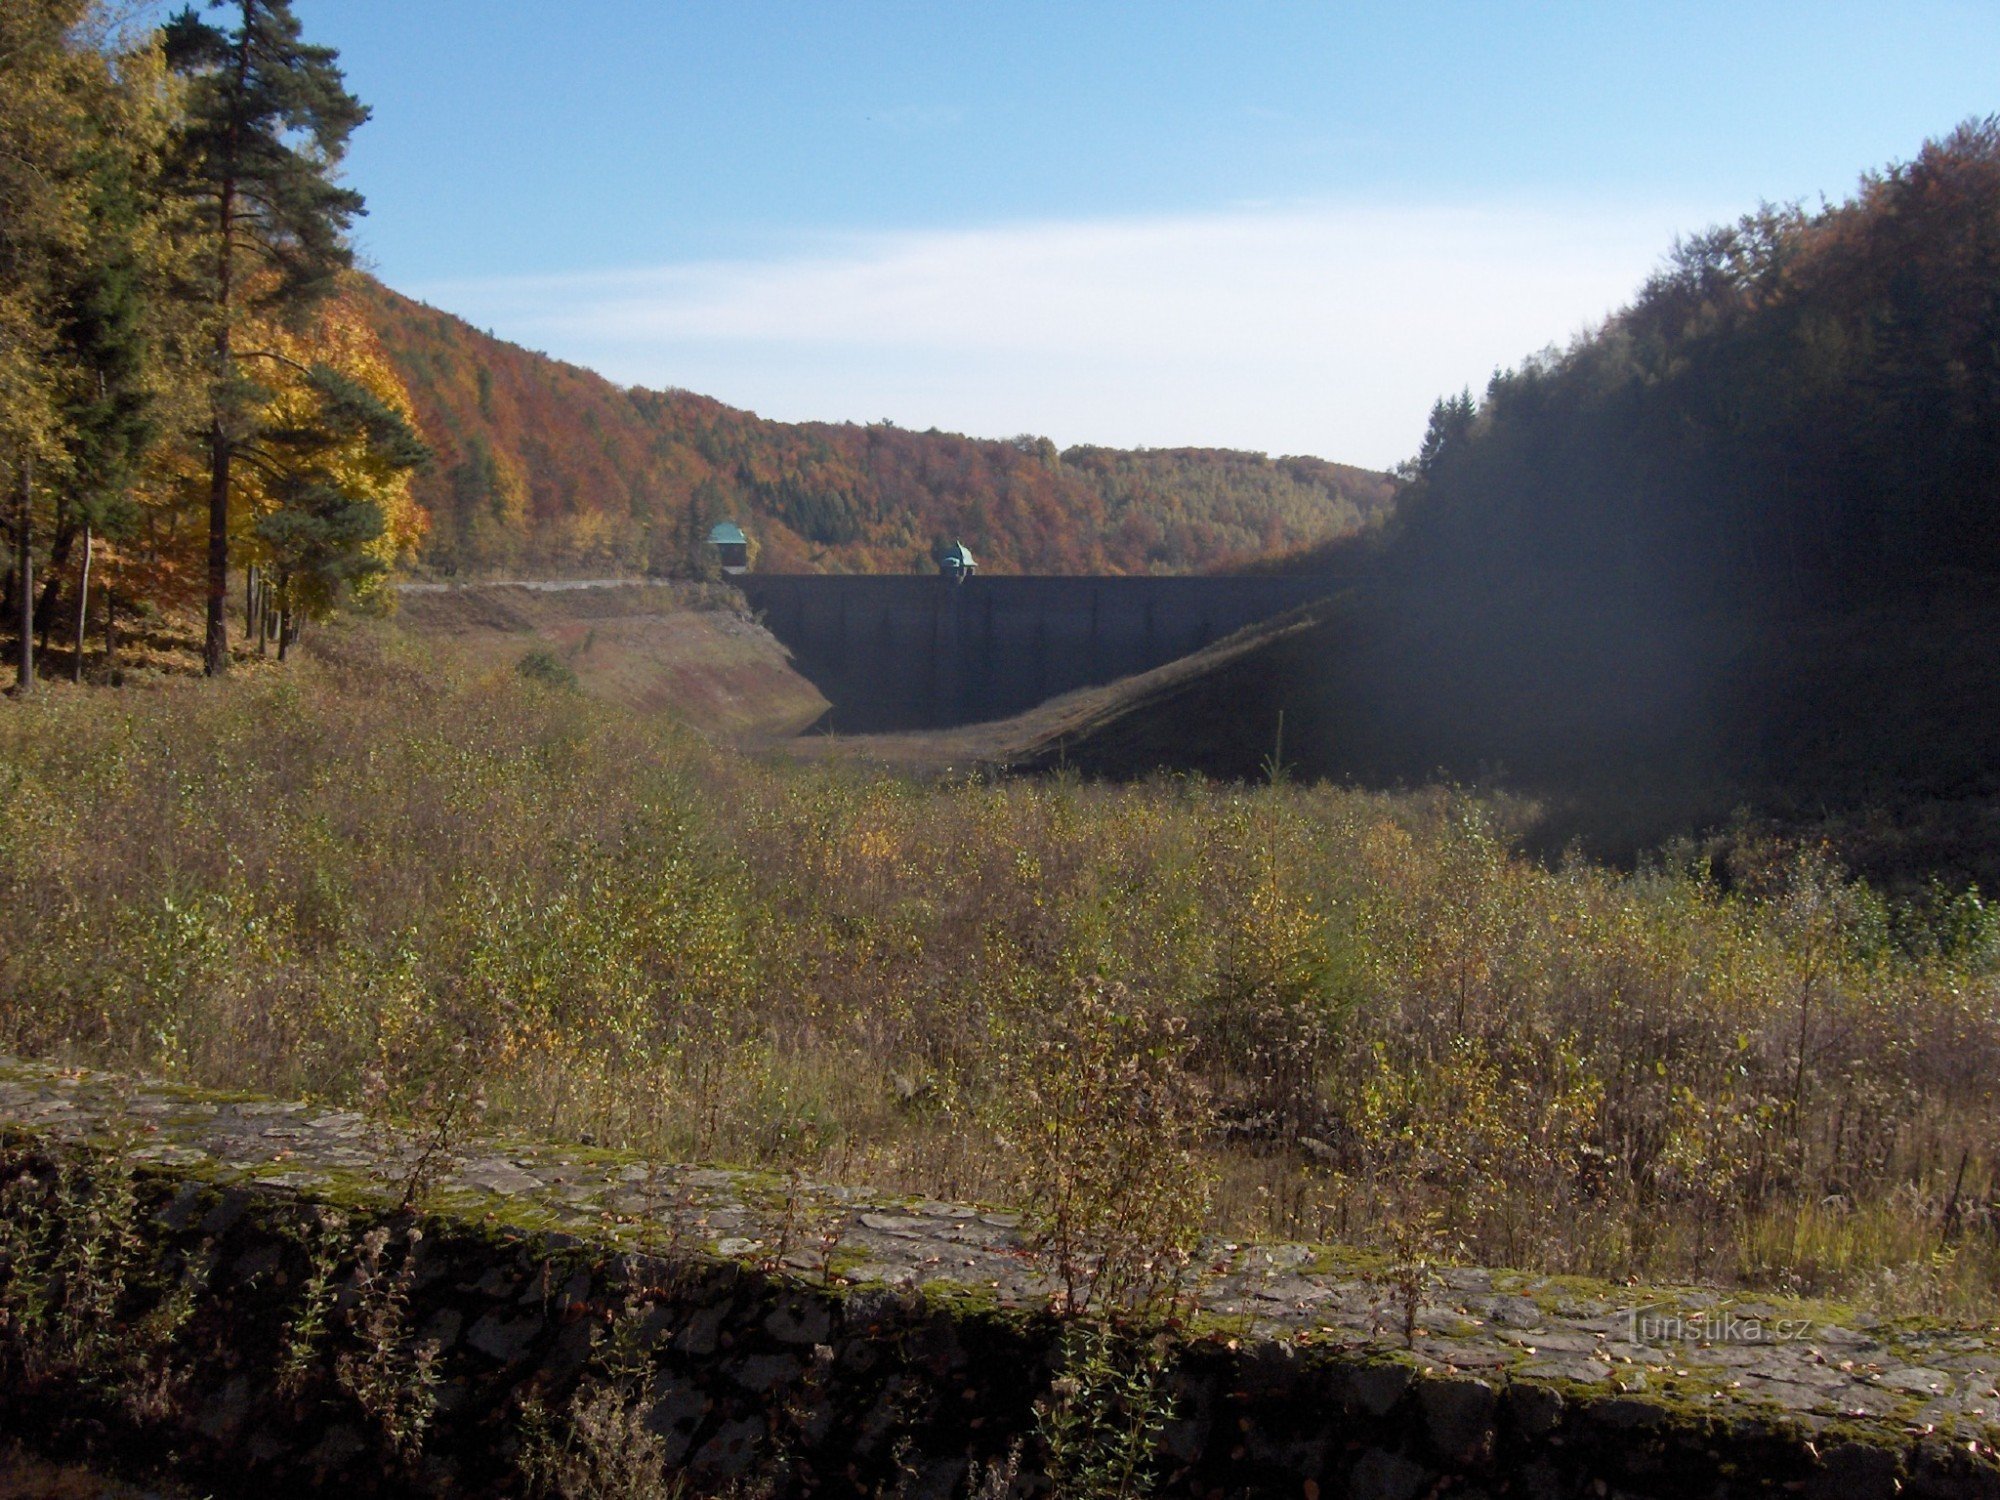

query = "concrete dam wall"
(738, 573), (1348, 731)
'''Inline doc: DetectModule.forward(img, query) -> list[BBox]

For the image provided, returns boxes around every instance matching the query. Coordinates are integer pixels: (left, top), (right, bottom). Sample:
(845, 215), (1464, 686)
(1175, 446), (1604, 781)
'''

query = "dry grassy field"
(2, 610), (1997, 1318)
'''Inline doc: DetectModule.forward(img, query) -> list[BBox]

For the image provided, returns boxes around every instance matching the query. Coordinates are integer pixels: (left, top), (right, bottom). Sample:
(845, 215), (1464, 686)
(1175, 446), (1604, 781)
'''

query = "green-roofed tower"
(937, 540), (977, 583)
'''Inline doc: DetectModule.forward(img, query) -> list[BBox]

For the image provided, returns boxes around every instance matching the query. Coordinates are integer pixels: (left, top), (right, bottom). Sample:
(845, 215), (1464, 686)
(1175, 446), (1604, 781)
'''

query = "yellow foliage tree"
(225, 289), (429, 648)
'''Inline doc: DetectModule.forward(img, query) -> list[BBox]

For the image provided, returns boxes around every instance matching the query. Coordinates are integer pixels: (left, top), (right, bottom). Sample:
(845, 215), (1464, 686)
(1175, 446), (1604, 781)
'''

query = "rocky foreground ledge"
(1, 1056), (1997, 1499)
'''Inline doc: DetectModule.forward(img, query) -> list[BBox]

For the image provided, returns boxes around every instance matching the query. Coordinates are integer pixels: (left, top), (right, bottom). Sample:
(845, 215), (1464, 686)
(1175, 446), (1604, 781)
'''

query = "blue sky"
(286, 2), (1998, 468)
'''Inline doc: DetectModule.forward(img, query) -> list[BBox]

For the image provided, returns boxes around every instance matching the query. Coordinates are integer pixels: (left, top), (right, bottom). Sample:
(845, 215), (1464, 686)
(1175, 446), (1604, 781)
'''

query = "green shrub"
(0, 1143), (200, 1421)
(994, 978), (1216, 1316)
(517, 646), (580, 690)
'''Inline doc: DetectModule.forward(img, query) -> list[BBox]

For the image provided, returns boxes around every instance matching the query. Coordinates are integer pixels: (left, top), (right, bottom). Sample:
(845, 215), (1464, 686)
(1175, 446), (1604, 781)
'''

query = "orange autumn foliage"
(352, 277), (1393, 578)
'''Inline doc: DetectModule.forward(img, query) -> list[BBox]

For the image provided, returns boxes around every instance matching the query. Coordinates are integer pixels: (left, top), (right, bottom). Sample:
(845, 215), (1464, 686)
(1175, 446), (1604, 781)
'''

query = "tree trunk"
(104, 584), (119, 685)
(15, 457), (33, 695)
(203, 125), (239, 677)
(73, 525), (92, 684)
(36, 506), (75, 652)
(204, 419), (232, 675)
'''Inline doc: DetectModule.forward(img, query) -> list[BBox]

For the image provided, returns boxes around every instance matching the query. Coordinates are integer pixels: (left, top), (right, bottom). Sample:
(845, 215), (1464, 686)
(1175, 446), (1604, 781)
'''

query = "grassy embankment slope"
(967, 579), (2000, 887)
(394, 582), (828, 741)
(0, 578), (829, 743)
(353, 277), (1395, 578)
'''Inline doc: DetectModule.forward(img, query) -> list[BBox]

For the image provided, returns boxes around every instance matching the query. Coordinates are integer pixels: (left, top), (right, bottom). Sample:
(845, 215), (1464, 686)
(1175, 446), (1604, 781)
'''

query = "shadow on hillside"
(815, 577), (2000, 894)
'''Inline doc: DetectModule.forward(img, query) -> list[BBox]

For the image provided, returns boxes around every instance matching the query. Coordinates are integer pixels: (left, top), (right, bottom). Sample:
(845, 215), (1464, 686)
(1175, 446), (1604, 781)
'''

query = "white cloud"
(412, 201), (1720, 470)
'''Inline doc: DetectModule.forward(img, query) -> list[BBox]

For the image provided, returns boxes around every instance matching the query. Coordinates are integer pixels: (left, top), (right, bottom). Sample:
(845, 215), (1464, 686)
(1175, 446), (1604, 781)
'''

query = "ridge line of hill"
(351, 276), (1394, 579)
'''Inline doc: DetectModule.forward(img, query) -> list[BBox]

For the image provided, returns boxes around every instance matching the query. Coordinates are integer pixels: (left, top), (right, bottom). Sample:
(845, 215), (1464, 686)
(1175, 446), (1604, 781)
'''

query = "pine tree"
(1, 1), (84, 693)
(248, 338), (428, 650)
(163, 0), (367, 676)
(38, 32), (206, 678)
(3, 1), (194, 691)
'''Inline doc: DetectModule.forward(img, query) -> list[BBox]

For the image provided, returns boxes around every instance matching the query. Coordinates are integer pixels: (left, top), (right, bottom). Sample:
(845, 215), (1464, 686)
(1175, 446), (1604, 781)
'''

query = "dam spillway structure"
(736, 564), (1349, 733)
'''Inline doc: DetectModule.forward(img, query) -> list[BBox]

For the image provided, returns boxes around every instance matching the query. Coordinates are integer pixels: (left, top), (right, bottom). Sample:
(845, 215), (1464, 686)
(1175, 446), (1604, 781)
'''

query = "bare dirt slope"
(394, 581), (829, 740)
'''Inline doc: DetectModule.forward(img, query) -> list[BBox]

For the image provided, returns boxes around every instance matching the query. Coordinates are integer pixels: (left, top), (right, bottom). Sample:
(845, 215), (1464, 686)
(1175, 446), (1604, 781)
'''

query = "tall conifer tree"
(1, 0), (84, 692)
(39, 33), (203, 663)
(3, 0), (190, 689)
(163, 0), (366, 676)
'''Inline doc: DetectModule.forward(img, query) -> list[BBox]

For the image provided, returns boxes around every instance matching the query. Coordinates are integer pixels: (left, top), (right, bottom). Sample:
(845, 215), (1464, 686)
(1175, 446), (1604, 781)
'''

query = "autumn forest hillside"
(353, 278), (1395, 577)
(1039, 120), (2000, 888)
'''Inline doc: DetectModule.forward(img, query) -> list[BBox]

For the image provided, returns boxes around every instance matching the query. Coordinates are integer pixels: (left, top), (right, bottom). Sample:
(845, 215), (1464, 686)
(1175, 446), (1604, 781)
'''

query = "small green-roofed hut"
(938, 540), (977, 583)
(707, 521), (749, 574)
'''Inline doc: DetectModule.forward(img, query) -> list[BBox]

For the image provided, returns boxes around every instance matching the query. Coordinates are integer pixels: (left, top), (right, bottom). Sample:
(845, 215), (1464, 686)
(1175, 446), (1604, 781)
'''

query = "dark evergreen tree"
(252, 363), (427, 651)
(163, 0), (367, 675)
(36, 102), (181, 657)
(4, 0), (198, 690)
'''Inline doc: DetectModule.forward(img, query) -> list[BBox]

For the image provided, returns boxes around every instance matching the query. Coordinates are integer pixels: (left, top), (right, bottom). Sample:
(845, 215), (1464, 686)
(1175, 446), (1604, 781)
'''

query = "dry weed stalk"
(997, 977), (1216, 1318)
(0, 1141), (203, 1422)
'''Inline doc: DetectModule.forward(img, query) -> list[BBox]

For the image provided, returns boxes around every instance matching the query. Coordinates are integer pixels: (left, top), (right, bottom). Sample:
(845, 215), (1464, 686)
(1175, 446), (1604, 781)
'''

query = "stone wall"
(737, 575), (1350, 730)
(2, 1059), (1996, 1500)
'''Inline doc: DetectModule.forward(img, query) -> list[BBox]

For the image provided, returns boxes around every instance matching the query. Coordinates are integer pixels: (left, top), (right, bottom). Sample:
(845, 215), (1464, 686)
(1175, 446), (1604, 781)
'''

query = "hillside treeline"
(1052, 122), (2000, 883)
(1373, 119), (2000, 849)
(358, 279), (1395, 578)
(2, 0), (429, 684)
(1395, 116), (2000, 612)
